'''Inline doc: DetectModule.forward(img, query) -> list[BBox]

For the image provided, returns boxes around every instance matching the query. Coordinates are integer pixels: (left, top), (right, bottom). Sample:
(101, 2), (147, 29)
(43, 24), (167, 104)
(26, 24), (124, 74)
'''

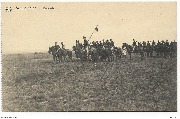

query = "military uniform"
(110, 39), (114, 48)
(61, 42), (65, 49)
(54, 42), (60, 53)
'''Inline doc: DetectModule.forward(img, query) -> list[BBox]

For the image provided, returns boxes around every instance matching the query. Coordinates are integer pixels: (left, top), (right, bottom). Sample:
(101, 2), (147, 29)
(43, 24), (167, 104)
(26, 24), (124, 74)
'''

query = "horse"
(73, 45), (88, 62)
(61, 49), (73, 61)
(154, 43), (168, 58)
(169, 42), (177, 58)
(48, 46), (63, 63)
(124, 43), (144, 60)
(88, 46), (98, 62)
(145, 45), (153, 57)
(113, 47), (122, 60)
(99, 46), (113, 62)
(72, 45), (79, 59)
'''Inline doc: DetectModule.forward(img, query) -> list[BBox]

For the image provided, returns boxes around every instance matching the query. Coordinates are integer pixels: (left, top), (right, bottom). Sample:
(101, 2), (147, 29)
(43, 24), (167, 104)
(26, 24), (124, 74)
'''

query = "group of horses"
(48, 46), (72, 63)
(48, 41), (177, 63)
(121, 41), (177, 60)
(72, 45), (122, 62)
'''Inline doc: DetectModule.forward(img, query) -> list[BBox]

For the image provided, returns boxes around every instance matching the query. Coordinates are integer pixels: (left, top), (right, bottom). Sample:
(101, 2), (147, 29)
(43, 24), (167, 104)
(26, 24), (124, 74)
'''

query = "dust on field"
(2, 53), (177, 111)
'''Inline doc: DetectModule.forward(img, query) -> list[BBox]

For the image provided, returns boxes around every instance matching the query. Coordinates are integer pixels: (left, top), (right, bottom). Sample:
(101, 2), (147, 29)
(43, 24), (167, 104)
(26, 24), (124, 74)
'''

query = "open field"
(2, 53), (177, 111)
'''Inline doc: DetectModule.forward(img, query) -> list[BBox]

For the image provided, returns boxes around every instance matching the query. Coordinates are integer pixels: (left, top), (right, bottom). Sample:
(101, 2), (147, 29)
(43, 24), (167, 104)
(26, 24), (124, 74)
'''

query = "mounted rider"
(133, 39), (136, 46)
(61, 42), (65, 50)
(147, 41), (150, 47)
(83, 36), (88, 49)
(95, 41), (99, 49)
(106, 40), (110, 48)
(54, 42), (61, 53)
(102, 39), (105, 46)
(122, 43), (127, 57)
(132, 39), (137, 51)
(165, 40), (169, 46)
(110, 39), (114, 48)
(152, 40), (155, 46)
(99, 41), (103, 49)
(138, 42), (142, 47)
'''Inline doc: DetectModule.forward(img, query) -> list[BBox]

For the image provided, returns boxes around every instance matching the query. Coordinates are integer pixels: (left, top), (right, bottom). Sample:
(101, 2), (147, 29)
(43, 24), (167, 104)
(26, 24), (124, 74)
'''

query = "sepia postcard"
(0, 1), (178, 118)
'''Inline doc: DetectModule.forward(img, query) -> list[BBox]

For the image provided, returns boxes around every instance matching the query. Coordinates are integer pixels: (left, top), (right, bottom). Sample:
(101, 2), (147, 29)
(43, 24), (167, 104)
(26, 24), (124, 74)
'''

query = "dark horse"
(48, 46), (63, 63)
(61, 49), (73, 61)
(98, 47), (114, 62)
(73, 45), (88, 62)
(113, 47), (122, 61)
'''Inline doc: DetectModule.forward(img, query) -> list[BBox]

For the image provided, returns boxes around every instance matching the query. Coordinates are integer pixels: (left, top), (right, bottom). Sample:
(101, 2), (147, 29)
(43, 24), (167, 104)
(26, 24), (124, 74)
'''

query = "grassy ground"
(2, 53), (177, 111)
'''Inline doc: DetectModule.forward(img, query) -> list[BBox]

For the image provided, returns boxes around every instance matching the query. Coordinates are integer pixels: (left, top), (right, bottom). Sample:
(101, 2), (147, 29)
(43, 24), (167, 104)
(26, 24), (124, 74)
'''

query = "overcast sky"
(2, 2), (176, 54)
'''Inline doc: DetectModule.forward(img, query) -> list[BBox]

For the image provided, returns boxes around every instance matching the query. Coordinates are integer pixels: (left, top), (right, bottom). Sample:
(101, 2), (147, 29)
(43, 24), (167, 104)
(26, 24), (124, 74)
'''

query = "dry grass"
(2, 53), (177, 111)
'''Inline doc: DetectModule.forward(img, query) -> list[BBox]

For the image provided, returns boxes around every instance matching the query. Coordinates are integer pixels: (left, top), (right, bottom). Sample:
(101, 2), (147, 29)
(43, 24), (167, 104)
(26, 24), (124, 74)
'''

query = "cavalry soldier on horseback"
(157, 40), (160, 47)
(92, 41), (96, 48)
(147, 41), (150, 47)
(61, 42), (65, 49)
(165, 40), (169, 46)
(83, 36), (88, 49)
(152, 40), (155, 46)
(106, 40), (110, 48)
(76, 40), (78, 46)
(138, 42), (141, 47)
(146, 41), (151, 57)
(55, 42), (60, 48)
(76, 40), (80, 48)
(142, 41), (146, 46)
(122, 43), (127, 58)
(110, 39), (114, 47)
(161, 40), (165, 45)
(132, 39), (137, 51)
(102, 39), (105, 46)
(99, 41), (103, 49)
(133, 39), (136, 46)
(54, 42), (61, 53)
(95, 41), (99, 49)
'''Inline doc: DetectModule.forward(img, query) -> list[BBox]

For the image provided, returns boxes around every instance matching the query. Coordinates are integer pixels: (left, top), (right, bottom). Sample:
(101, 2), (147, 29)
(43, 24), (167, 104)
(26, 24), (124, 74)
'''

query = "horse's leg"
(63, 52), (65, 61)
(59, 55), (63, 63)
(56, 55), (59, 63)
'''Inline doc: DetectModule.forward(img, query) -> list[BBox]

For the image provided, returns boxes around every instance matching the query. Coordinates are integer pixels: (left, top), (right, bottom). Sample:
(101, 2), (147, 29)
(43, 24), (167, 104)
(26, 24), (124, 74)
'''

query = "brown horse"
(48, 46), (63, 63)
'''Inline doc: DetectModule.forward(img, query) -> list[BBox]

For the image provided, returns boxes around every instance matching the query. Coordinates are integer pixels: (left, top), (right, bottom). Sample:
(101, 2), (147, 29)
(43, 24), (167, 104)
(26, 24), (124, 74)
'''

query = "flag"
(95, 25), (98, 32)
(83, 36), (86, 39)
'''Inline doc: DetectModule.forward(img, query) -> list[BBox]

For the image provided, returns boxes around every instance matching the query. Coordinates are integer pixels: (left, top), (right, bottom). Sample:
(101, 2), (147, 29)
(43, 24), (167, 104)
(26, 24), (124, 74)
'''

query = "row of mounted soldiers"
(73, 36), (177, 62)
(132, 39), (175, 49)
(75, 37), (115, 50)
(49, 37), (177, 63)
(128, 39), (177, 58)
(73, 36), (119, 62)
